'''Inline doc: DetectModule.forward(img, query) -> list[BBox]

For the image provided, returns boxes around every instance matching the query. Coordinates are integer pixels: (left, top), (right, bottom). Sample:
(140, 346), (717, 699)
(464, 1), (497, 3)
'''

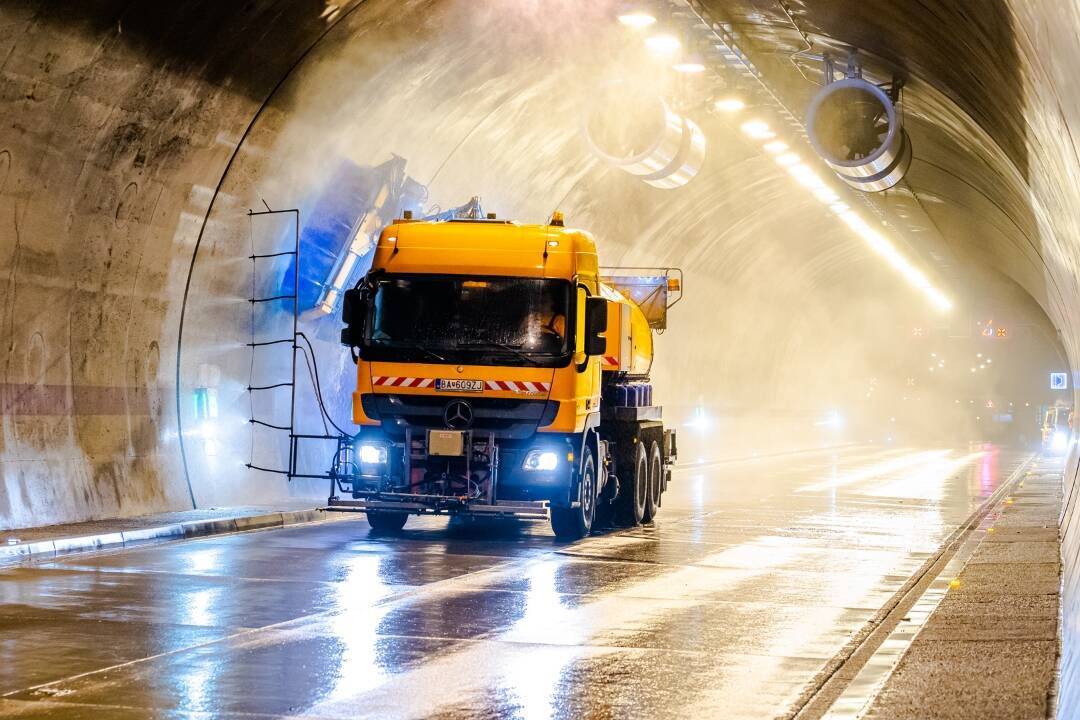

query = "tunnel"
(1, 0), (1078, 717)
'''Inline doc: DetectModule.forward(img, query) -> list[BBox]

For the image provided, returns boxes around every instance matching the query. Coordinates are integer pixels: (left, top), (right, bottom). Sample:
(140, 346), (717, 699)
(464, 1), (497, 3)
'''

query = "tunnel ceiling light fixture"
(714, 97), (745, 112)
(618, 11), (657, 27)
(763, 140), (789, 154)
(774, 152), (801, 167)
(673, 60), (706, 73)
(673, 50), (706, 73)
(645, 33), (682, 56)
(740, 120), (774, 139)
(741, 118), (952, 312)
(814, 187), (840, 204)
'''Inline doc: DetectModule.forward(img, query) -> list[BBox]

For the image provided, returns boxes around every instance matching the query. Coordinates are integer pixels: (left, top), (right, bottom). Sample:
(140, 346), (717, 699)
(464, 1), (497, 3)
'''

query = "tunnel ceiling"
(703, 0), (1074, 333)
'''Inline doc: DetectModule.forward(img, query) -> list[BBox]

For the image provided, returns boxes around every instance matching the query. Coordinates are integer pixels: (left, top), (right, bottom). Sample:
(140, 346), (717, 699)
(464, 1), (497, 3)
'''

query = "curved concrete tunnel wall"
(2, 0), (1080, 712)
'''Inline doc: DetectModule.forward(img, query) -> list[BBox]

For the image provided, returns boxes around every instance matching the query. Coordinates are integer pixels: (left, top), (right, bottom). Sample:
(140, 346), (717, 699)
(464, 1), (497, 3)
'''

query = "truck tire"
(551, 446), (596, 541)
(642, 440), (662, 522)
(366, 510), (408, 533)
(614, 441), (648, 526)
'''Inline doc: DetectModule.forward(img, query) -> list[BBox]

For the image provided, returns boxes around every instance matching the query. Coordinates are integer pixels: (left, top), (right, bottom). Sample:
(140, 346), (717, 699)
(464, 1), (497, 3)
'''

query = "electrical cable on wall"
(297, 331), (351, 437)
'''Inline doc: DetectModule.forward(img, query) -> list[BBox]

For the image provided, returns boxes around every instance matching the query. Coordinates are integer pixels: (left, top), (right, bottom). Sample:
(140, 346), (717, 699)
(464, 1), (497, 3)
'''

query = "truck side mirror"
(583, 297), (608, 357)
(340, 288), (367, 348)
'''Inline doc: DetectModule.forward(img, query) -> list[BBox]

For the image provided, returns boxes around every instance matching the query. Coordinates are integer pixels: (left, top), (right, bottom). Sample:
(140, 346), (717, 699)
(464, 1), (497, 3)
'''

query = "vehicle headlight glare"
(358, 443), (388, 464)
(523, 449), (559, 471)
(1052, 431), (1069, 452)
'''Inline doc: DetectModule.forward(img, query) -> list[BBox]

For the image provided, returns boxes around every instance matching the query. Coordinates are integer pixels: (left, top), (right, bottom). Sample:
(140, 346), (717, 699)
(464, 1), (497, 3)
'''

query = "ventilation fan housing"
(807, 77), (911, 192)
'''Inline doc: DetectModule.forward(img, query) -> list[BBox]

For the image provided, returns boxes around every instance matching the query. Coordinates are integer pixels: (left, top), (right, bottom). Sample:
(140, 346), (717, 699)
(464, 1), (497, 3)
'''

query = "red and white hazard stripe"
(370, 377), (550, 394)
(484, 380), (551, 393)
(371, 376), (434, 388)
(602, 356), (619, 366)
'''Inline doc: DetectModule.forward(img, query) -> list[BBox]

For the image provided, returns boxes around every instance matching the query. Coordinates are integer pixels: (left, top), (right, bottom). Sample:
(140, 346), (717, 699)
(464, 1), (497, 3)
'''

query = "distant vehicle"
(1041, 404), (1073, 453)
(334, 208), (681, 540)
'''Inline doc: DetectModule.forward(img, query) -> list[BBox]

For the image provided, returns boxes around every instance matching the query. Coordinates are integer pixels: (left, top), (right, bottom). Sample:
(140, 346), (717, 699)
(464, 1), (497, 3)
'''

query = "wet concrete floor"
(0, 445), (1029, 719)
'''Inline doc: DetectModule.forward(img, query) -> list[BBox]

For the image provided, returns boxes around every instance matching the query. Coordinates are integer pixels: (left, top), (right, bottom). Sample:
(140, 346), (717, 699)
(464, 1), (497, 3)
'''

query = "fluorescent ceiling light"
(618, 12), (656, 27)
(813, 187), (840, 203)
(645, 34), (681, 55)
(715, 98), (745, 112)
(673, 61), (706, 73)
(744, 126), (953, 312)
(837, 209), (952, 311)
(740, 120), (774, 139)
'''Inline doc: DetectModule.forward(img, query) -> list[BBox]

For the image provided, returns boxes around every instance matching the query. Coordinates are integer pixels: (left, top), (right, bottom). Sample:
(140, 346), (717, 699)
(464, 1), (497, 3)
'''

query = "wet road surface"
(0, 445), (1028, 719)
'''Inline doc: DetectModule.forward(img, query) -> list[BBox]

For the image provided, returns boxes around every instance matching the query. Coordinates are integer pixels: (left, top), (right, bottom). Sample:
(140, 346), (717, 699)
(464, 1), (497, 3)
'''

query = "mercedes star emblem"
(443, 400), (474, 430)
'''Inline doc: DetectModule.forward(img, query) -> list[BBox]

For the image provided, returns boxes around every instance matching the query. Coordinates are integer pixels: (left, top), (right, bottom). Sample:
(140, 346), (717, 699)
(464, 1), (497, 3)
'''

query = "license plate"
(436, 379), (483, 393)
(428, 430), (465, 456)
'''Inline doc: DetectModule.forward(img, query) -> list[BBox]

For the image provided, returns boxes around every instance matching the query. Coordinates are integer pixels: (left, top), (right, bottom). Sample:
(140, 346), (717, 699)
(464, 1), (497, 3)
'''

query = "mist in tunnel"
(175, 0), (1065, 504)
(0, 0), (1070, 526)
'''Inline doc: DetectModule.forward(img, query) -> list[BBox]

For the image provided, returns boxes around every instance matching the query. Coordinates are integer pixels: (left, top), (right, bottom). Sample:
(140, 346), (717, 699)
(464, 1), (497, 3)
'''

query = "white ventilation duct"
(806, 77), (912, 193)
(584, 90), (706, 190)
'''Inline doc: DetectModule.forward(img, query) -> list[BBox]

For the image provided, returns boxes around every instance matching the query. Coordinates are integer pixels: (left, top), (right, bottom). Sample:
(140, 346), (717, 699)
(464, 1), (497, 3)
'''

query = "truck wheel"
(551, 446), (596, 541)
(366, 510), (408, 533)
(642, 440), (662, 523)
(614, 441), (648, 526)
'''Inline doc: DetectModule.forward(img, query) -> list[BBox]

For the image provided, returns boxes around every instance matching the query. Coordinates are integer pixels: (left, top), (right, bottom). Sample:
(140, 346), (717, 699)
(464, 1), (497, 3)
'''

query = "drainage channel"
(787, 452), (1037, 720)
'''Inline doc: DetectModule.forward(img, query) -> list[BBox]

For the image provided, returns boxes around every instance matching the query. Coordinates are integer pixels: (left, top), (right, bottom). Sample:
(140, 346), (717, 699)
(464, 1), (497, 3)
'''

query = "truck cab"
(337, 214), (676, 540)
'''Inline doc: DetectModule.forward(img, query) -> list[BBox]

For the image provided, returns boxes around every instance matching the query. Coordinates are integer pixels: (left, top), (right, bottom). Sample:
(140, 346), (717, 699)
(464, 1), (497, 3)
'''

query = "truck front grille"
(362, 394), (559, 440)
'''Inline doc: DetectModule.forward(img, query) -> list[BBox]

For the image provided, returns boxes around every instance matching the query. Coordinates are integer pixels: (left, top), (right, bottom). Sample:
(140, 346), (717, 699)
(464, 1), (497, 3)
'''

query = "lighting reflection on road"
(501, 561), (581, 720)
(180, 586), (224, 627)
(173, 585), (228, 712)
(978, 447), (998, 497)
(297, 447), (1013, 718)
(184, 546), (225, 574)
(866, 451), (984, 500)
(797, 449), (952, 493)
(322, 554), (394, 703)
(306, 537), (817, 718)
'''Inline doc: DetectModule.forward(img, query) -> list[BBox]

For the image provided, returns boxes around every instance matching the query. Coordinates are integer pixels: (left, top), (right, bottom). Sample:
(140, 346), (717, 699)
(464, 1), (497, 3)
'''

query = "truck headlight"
(522, 449), (559, 471)
(358, 443), (388, 464)
(1052, 431), (1069, 452)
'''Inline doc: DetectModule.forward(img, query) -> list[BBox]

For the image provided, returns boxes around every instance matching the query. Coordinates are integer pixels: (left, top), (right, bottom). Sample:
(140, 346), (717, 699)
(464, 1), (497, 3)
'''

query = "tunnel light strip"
(742, 121), (953, 312)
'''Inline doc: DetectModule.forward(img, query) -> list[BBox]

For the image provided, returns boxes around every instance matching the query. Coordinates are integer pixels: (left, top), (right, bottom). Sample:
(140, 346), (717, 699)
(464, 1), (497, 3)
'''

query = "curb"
(0, 508), (330, 567)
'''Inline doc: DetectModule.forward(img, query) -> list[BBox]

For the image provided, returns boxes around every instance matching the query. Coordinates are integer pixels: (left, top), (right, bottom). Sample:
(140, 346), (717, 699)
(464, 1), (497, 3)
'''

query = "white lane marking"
(796, 450), (954, 493)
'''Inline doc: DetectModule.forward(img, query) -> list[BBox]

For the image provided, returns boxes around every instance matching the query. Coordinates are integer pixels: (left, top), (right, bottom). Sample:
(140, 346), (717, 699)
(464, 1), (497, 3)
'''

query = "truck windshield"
(365, 275), (572, 367)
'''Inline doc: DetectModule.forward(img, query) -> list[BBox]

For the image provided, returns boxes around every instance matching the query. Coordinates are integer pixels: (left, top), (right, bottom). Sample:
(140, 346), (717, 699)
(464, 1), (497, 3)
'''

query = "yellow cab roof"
(371, 220), (599, 279)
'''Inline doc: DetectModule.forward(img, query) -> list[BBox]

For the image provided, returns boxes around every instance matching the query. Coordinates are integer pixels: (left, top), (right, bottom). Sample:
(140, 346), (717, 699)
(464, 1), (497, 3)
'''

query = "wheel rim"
(651, 451), (661, 504)
(637, 452), (647, 513)
(582, 460), (595, 520)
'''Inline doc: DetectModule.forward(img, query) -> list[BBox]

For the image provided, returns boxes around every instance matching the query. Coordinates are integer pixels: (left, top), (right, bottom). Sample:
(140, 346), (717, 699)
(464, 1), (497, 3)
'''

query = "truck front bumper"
(326, 494), (549, 519)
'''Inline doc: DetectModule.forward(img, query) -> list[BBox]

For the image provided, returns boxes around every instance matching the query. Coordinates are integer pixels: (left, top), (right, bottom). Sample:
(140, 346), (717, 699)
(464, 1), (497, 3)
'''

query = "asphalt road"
(0, 444), (1027, 719)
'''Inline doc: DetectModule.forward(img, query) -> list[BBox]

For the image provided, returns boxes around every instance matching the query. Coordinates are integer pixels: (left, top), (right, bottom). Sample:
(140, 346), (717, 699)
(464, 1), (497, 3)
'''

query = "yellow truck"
(335, 211), (679, 540)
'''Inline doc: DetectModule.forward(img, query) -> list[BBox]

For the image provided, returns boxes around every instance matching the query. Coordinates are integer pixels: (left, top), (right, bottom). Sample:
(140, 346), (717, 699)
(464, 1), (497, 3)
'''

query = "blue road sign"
(1050, 372), (1068, 390)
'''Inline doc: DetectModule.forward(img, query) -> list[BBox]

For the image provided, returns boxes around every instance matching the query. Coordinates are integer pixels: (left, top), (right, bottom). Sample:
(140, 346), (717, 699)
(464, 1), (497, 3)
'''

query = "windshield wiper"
(381, 341), (445, 362)
(458, 340), (541, 366)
